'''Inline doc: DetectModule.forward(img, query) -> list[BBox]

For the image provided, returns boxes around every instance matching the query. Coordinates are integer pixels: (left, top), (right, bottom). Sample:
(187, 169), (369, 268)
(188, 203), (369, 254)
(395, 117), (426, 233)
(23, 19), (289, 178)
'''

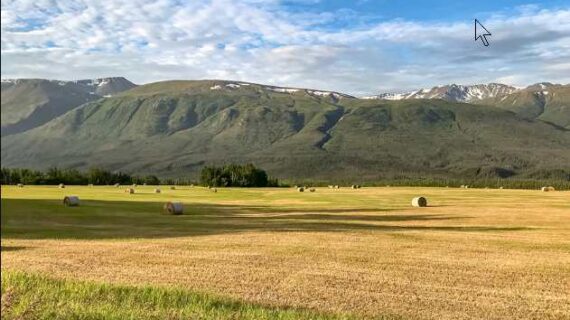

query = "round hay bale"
(114, 183), (120, 187)
(63, 196), (80, 207)
(213, 188), (218, 193)
(163, 202), (183, 215)
(58, 183), (65, 189)
(411, 196), (428, 207)
(309, 188), (316, 192)
(154, 188), (161, 193)
(17, 183), (24, 188)
(170, 186), (176, 190)
(125, 188), (135, 194)
(541, 186), (555, 192)
(297, 187), (305, 192)
(334, 185), (339, 189)
(351, 185), (357, 189)
(499, 186), (504, 190)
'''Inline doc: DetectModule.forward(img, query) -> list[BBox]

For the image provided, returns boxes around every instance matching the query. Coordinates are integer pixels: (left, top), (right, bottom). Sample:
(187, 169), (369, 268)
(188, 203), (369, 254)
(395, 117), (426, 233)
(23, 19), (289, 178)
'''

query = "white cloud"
(1, 0), (569, 95)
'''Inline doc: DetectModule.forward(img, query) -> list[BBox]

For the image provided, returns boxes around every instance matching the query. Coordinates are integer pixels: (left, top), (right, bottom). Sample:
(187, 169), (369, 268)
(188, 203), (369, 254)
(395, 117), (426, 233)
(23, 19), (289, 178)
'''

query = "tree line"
(200, 164), (278, 187)
(1, 164), (277, 187)
(1, 167), (160, 186)
(5, 165), (564, 190)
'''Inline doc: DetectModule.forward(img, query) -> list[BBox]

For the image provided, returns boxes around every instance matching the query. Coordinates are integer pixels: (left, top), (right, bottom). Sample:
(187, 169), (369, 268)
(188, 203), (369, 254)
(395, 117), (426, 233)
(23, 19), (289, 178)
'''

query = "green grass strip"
(1, 271), (367, 320)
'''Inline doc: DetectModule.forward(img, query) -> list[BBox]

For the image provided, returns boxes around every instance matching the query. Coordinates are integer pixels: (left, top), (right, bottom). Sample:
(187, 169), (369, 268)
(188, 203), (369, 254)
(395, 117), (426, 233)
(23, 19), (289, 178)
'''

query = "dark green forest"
(200, 164), (278, 187)
(0, 167), (159, 186)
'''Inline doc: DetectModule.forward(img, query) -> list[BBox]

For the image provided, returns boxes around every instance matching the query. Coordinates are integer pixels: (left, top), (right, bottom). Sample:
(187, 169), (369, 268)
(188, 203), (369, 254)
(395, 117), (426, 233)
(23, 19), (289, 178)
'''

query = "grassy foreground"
(1, 271), (355, 320)
(2, 185), (569, 319)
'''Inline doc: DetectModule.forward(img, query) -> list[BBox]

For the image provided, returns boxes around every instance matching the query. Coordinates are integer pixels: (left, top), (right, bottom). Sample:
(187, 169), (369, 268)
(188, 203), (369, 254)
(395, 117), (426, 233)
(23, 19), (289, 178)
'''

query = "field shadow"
(0, 245), (28, 252)
(262, 213), (470, 222)
(1, 198), (529, 240)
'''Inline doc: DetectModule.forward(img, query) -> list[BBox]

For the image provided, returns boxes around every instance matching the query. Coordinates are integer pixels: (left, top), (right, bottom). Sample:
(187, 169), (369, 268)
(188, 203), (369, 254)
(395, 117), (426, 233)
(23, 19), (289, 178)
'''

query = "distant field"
(1, 185), (569, 319)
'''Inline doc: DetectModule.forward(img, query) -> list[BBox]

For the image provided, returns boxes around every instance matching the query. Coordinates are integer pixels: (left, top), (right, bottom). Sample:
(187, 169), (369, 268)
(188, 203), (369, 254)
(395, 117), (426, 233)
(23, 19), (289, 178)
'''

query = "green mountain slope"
(2, 80), (569, 181)
(1, 77), (136, 135)
(477, 84), (570, 129)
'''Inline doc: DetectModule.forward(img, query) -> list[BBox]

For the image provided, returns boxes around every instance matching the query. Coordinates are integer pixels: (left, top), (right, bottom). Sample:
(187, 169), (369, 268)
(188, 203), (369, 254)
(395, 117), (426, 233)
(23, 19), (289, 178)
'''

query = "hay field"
(1, 185), (569, 319)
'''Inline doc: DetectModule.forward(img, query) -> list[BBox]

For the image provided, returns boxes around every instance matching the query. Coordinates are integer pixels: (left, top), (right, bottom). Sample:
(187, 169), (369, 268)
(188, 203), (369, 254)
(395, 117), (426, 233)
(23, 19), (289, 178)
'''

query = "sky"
(1, 0), (569, 95)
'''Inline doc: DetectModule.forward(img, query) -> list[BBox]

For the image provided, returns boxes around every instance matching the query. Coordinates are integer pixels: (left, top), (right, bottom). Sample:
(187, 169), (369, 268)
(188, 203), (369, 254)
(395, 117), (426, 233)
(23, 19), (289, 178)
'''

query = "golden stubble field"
(1, 185), (569, 319)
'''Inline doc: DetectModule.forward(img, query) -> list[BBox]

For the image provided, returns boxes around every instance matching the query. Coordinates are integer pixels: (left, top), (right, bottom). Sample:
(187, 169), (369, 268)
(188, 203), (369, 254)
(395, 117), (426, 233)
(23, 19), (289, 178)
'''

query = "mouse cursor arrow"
(474, 19), (491, 46)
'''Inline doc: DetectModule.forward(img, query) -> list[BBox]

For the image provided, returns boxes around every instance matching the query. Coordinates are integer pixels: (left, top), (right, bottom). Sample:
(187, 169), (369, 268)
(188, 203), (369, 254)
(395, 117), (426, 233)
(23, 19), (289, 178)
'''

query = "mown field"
(1, 185), (569, 319)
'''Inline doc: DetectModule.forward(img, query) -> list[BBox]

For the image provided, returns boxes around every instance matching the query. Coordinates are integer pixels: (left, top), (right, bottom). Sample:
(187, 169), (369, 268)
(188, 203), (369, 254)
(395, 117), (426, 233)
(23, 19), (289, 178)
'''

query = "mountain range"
(1, 78), (569, 181)
(363, 83), (519, 102)
(364, 83), (570, 128)
(1, 77), (136, 135)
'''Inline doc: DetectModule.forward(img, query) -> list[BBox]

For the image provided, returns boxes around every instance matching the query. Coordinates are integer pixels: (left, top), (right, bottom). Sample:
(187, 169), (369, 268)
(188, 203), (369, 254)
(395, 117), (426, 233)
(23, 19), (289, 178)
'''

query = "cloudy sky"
(1, 0), (569, 95)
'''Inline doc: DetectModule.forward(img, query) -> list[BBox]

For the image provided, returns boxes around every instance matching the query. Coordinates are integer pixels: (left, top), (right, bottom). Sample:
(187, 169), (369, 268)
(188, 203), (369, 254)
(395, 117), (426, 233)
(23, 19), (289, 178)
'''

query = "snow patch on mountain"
(364, 83), (519, 102)
(308, 90), (339, 98)
(268, 87), (299, 93)
(71, 77), (137, 96)
(262, 85), (352, 99)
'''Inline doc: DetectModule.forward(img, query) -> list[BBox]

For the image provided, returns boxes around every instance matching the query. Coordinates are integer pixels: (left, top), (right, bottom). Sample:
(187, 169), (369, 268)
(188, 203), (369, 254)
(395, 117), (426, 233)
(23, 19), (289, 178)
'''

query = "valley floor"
(1, 186), (569, 319)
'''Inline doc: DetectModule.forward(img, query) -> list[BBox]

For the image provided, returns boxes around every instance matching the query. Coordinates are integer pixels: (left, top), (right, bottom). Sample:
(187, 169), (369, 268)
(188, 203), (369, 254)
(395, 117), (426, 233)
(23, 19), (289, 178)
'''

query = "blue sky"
(282, 0), (569, 21)
(1, 0), (569, 95)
